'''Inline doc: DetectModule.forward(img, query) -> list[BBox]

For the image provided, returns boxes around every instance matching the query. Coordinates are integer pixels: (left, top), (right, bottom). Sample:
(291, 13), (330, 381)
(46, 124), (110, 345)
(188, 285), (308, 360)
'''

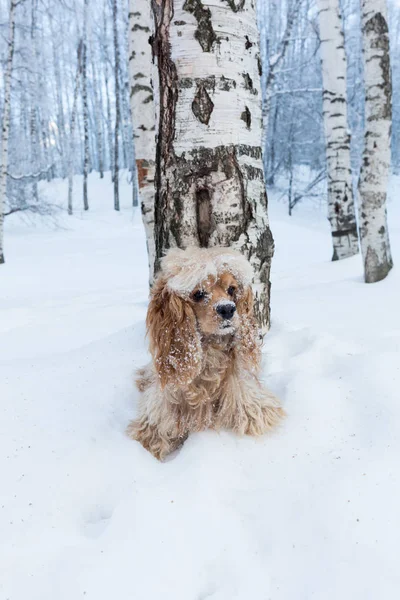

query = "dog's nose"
(216, 302), (236, 320)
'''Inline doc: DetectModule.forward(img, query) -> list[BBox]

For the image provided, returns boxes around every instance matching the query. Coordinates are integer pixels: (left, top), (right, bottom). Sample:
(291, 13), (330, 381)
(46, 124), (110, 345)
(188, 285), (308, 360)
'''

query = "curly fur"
(127, 247), (285, 460)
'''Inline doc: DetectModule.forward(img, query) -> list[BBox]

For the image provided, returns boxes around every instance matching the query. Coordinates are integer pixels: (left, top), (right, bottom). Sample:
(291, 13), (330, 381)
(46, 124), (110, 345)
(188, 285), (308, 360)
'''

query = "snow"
(1, 172), (400, 599)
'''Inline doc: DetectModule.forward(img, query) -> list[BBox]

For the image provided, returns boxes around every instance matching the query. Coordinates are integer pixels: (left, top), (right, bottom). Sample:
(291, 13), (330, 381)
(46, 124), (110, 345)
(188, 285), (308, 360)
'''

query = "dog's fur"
(127, 247), (285, 460)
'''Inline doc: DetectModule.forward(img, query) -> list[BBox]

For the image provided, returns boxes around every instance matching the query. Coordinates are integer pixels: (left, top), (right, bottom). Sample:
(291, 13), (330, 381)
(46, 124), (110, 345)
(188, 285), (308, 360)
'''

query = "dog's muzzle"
(215, 301), (236, 320)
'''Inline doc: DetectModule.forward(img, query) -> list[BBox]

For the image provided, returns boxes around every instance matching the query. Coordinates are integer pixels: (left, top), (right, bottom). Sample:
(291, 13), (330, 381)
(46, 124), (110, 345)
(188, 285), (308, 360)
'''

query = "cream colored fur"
(127, 247), (285, 460)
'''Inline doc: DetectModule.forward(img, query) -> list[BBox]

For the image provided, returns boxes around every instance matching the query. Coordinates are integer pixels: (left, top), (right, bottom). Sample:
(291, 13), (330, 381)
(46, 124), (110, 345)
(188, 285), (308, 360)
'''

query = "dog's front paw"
(127, 419), (184, 461)
(243, 397), (286, 436)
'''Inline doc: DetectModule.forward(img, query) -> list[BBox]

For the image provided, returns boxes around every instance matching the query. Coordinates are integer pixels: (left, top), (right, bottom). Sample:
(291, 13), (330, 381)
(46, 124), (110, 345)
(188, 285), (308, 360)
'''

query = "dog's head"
(146, 247), (259, 387)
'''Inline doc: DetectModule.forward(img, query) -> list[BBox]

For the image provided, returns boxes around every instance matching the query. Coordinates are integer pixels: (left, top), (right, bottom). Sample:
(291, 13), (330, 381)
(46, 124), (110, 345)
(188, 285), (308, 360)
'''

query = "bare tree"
(0, 0), (19, 265)
(68, 40), (83, 216)
(129, 0), (156, 283)
(151, 0), (274, 332)
(317, 0), (359, 260)
(113, 0), (120, 211)
(358, 0), (393, 282)
(82, 0), (90, 210)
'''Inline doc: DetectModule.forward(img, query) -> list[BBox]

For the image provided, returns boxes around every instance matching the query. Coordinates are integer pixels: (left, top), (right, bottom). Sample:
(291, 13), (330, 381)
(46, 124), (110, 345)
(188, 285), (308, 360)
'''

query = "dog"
(127, 246), (285, 460)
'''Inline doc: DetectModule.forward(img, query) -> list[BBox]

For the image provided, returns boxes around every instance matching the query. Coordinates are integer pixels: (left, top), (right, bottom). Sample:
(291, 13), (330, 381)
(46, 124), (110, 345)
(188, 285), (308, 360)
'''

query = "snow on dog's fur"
(127, 246), (285, 460)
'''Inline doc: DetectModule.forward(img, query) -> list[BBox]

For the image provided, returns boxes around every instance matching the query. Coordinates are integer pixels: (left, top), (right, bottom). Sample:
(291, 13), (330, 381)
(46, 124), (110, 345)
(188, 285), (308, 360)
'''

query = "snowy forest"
(2, 1), (400, 598)
(0, 0), (399, 274)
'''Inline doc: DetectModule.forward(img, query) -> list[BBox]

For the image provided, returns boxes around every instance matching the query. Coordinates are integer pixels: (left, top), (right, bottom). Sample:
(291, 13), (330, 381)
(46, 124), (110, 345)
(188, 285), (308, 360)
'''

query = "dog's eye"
(192, 290), (206, 302)
(227, 286), (236, 297)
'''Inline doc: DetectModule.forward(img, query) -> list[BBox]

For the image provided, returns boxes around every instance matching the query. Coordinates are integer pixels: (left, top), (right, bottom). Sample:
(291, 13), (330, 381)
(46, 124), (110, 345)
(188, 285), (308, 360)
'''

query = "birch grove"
(317, 0), (359, 261)
(149, 0), (274, 332)
(358, 0), (393, 282)
(129, 0), (156, 284)
(1, 0), (400, 282)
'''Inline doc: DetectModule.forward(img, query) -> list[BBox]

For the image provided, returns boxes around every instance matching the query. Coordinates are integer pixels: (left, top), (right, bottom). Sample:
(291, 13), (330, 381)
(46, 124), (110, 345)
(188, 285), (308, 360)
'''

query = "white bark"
(68, 41), (83, 216)
(0, 0), (18, 265)
(358, 0), (393, 283)
(82, 0), (89, 211)
(128, 0), (156, 284)
(152, 0), (274, 332)
(91, 45), (104, 178)
(113, 0), (120, 211)
(317, 0), (359, 260)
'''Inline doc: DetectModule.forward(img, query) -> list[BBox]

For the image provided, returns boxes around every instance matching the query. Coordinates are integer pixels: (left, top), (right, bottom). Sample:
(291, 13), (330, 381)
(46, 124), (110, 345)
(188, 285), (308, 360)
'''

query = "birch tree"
(82, 0), (90, 211)
(68, 40), (83, 215)
(358, 0), (393, 282)
(151, 0), (274, 332)
(317, 0), (359, 261)
(0, 0), (19, 265)
(113, 0), (120, 211)
(128, 0), (156, 283)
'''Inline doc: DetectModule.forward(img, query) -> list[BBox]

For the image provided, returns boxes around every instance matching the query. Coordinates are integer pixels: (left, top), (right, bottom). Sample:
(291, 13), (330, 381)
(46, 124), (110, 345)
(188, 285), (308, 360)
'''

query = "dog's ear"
(236, 285), (261, 371)
(146, 277), (202, 388)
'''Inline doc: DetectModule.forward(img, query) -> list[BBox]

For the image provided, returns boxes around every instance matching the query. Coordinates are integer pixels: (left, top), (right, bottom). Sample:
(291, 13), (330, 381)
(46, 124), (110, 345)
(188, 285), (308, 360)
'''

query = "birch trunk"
(129, 0), (156, 284)
(82, 0), (90, 210)
(113, 0), (120, 211)
(91, 46), (104, 178)
(0, 0), (17, 265)
(317, 0), (359, 261)
(358, 0), (393, 283)
(68, 40), (83, 216)
(151, 0), (274, 332)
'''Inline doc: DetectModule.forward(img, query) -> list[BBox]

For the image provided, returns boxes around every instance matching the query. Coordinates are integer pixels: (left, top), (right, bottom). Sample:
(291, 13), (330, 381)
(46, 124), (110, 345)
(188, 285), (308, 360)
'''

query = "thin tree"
(358, 0), (393, 282)
(68, 40), (83, 216)
(0, 0), (19, 265)
(82, 0), (89, 210)
(150, 0), (274, 332)
(317, 0), (359, 260)
(90, 42), (104, 178)
(112, 0), (120, 211)
(129, 0), (156, 283)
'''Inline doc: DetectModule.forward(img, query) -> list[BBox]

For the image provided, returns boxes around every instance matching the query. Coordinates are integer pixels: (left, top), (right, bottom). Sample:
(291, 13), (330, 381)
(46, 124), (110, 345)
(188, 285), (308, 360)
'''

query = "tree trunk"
(30, 0), (39, 202)
(82, 0), (89, 211)
(68, 40), (83, 216)
(317, 0), (359, 261)
(49, 11), (67, 178)
(91, 44), (104, 178)
(113, 0), (120, 211)
(358, 0), (393, 282)
(129, 0), (156, 283)
(151, 0), (274, 333)
(0, 0), (17, 265)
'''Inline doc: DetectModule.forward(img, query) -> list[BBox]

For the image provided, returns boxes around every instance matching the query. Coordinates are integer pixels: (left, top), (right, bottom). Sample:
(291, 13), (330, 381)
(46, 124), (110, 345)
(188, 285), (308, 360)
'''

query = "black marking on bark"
(331, 225), (358, 238)
(241, 106), (251, 129)
(221, 0), (245, 12)
(196, 189), (213, 247)
(183, 0), (217, 52)
(242, 73), (257, 95)
(245, 35), (253, 50)
(133, 24), (150, 32)
(131, 83), (153, 96)
(174, 20), (186, 25)
(257, 55), (262, 77)
(192, 84), (214, 124)
(180, 75), (236, 92)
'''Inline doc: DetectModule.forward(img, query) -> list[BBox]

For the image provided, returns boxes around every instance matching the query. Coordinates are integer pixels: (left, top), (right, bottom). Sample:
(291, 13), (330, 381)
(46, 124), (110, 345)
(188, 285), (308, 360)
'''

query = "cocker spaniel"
(127, 247), (284, 460)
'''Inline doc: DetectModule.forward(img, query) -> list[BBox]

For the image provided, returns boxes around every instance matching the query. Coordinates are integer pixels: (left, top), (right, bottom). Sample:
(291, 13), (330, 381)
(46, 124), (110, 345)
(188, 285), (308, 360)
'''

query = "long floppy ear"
(236, 285), (261, 372)
(146, 277), (203, 388)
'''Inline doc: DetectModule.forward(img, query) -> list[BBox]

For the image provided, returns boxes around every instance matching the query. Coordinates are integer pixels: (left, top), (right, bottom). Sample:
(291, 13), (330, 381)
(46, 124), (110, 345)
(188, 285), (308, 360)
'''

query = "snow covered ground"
(1, 172), (400, 600)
